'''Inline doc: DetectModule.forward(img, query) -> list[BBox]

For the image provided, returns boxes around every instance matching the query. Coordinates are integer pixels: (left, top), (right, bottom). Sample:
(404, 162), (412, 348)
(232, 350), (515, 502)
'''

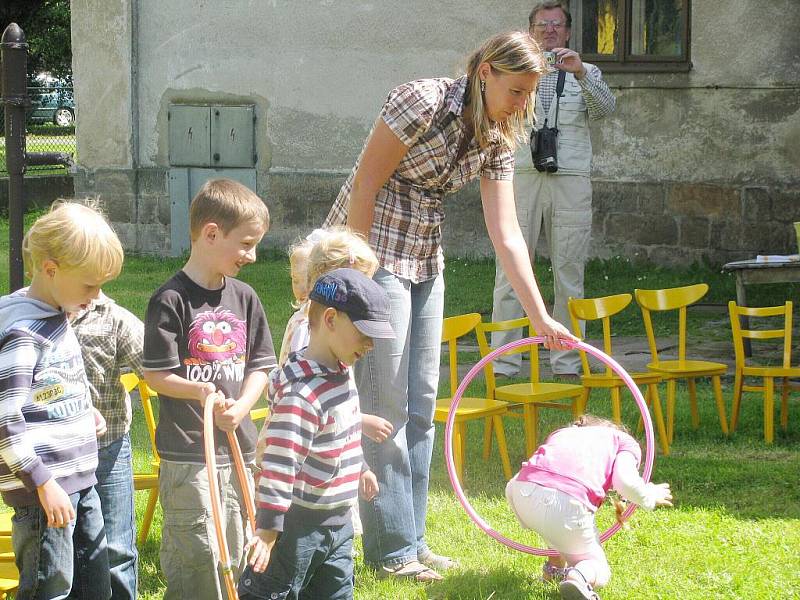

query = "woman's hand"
(530, 314), (578, 351)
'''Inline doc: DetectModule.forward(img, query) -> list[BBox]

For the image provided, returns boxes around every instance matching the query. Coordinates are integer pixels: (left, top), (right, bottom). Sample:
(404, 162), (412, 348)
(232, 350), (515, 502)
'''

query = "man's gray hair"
(528, 0), (572, 29)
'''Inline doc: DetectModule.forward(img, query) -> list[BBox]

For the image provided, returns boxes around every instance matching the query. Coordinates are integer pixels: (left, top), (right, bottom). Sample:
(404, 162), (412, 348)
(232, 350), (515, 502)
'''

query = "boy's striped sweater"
(256, 351), (363, 531)
(0, 291), (98, 507)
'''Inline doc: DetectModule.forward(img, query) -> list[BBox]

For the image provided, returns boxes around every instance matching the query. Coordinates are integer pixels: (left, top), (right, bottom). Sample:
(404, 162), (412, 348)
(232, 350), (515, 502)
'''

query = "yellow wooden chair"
(729, 301), (800, 443)
(634, 283), (729, 444)
(476, 317), (583, 457)
(121, 373), (160, 545)
(0, 561), (17, 599)
(433, 313), (513, 482)
(0, 516), (18, 597)
(568, 293), (670, 455)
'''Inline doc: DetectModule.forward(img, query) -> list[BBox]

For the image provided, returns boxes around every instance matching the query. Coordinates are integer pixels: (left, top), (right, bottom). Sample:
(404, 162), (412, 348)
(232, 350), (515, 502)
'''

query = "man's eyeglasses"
(532, 19), (566, 30)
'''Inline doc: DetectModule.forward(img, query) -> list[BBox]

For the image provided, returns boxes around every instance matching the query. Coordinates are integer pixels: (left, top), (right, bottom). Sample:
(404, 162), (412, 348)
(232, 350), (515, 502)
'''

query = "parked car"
(29, 84), (75, 126)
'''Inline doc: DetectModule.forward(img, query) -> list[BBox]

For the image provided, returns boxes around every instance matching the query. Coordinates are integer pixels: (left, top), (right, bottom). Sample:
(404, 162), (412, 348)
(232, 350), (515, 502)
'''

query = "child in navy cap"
(240, 268), (393, 599)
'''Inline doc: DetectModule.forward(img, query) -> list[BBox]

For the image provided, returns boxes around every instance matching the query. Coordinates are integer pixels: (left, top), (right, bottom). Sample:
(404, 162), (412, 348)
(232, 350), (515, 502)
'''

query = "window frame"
(571, 0), (692, 73)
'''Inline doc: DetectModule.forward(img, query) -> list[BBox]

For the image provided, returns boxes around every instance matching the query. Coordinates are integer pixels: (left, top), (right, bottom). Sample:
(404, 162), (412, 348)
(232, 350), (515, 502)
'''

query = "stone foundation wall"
(593, 181), (800, 266)
(72, 166), (800, 267)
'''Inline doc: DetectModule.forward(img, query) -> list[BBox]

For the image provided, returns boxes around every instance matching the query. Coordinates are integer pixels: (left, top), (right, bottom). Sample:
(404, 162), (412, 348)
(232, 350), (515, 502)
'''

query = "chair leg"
(648, 383), (670, 456)
(687, 378), (700, 429)
(482, 416), (493, 461)
(610, 387), (622, 425)
(578, 387), (590, 416)
(666, 379), (676, 445)
(730, 370), (743, 432)
(764, 377), (774, 444)
(138, 487), (159, 546)
(780, 377), (789, 431)
(492, 415), (513, 480)
(523, 405), (538, 457)
(453, 423), (465, 482)
(712, 375), (728, 435)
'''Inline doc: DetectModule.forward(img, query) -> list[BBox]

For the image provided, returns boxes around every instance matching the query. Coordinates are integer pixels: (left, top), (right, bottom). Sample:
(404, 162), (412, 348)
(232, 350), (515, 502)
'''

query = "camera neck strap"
(547, 69), (567, 131)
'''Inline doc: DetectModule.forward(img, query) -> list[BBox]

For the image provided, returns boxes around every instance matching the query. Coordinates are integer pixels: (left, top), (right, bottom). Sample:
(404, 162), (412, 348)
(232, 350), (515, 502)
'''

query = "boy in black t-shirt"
(142, 178), (276, 600)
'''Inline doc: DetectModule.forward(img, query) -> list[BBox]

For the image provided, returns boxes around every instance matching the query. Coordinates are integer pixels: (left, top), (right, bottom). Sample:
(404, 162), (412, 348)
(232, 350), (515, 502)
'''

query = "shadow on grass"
(425, 567), (557, 600)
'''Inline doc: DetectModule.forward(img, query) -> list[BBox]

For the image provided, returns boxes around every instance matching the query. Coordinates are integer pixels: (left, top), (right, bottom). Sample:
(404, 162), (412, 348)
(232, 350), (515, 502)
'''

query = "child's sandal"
(542, 562), (567, 583)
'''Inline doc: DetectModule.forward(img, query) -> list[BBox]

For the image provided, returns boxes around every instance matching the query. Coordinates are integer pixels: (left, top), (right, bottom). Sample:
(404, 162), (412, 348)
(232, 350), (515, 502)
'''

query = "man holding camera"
(491, 0), (616, 377)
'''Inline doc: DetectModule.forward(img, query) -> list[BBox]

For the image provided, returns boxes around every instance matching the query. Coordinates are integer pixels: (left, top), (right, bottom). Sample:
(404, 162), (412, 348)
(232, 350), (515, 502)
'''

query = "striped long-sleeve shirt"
(256, 351), (363, 531)
(0, 291), (98, 507)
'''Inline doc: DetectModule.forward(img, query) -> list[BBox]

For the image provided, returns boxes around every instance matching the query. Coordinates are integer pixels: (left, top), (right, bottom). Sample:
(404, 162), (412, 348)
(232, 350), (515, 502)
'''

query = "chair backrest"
(441, 313), (482, 396)
(120, 373), (159, 462)
(634, 283), (709, 365)
(568, 293), (632, 377)
(475, 317), (539, 396)
(728, 301), (794, 369)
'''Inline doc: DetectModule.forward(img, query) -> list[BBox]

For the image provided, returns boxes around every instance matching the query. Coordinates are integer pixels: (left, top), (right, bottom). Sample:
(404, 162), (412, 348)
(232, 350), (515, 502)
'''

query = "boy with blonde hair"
(239, 268), (393, 600)
(143, 178), (276, 599)
(0, 201), (122, 599)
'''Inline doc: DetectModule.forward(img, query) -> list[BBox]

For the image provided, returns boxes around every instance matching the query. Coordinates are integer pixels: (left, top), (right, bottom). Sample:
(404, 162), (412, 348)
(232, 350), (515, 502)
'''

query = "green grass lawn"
(2, 213), (800, 598)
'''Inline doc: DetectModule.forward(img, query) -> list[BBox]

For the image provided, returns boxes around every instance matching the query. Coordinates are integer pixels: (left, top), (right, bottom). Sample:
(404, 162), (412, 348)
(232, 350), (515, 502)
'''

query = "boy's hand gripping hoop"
(444, 337), (655, 556)
(203, 395), (258, 600)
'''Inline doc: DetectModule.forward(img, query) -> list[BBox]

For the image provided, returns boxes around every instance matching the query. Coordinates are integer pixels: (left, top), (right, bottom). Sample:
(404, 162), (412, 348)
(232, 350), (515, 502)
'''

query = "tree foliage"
(1, 0), (71, 79)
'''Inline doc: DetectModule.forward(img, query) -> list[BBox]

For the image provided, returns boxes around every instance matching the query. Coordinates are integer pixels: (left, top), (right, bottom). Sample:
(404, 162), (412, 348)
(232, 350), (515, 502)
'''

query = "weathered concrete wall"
(71, 0), (800, 264)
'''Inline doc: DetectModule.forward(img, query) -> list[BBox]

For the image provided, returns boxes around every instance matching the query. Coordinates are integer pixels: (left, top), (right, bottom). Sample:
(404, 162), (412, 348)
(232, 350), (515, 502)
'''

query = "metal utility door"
(211, 106), (256, 168)
(168, 105), (212, 167)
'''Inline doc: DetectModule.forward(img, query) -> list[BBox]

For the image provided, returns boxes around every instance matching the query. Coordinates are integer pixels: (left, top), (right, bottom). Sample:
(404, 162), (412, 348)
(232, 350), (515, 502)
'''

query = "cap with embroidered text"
(309, 268), (395, 339)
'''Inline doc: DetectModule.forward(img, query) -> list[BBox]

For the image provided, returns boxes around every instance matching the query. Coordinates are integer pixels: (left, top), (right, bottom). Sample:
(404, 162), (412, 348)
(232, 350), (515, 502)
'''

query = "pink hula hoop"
(444, 337), (655, 556)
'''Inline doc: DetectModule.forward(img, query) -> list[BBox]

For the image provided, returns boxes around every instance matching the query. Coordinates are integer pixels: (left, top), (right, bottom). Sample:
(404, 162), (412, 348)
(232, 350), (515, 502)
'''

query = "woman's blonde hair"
(23, 200), (124, 280)
(306, 226), (378, 290)
(465, 31), (547, 149)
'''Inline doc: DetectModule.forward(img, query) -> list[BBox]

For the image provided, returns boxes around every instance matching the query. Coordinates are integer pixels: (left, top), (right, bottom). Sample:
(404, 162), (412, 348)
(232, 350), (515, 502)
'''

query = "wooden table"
(722, 258), (800, 356)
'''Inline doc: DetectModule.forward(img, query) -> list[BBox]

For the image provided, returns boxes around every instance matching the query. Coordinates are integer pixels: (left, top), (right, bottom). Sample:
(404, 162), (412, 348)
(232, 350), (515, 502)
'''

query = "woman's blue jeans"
(356, 268), (444, 568)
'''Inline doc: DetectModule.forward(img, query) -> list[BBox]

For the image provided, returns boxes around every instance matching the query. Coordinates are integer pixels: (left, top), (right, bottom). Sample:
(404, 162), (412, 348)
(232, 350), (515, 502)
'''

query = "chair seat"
(582, 372), (662, 387)
(647, 360), (727, 377)
(495, 382), (583, 403)
(434, 397), (508, 421)
(133, 473), (159, 490)
(0, 559), (18, 593)
(741, 366), (800, 378)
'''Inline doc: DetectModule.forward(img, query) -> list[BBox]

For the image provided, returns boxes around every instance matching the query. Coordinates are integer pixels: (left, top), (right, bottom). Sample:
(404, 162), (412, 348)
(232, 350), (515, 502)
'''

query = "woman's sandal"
(418, 550), (458, 571)
(377, 560), (444, 583)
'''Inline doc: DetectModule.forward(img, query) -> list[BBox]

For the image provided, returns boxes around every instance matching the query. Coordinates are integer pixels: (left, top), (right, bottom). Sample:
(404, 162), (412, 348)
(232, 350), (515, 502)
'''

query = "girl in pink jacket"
(506, 415), (672, 600)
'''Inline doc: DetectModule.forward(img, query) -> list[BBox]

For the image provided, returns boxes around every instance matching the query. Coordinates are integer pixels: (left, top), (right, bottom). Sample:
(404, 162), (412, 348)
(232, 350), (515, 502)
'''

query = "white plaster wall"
(133, 1), (531, 170)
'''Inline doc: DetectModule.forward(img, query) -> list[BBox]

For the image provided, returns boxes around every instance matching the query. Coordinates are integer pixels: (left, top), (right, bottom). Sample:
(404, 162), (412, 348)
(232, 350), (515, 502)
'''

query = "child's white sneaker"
(559, 569), (600, 600)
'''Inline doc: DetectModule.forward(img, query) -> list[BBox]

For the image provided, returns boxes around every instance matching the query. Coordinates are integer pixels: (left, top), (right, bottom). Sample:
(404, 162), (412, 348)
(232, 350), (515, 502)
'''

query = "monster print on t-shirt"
(184, 308), (248, 385)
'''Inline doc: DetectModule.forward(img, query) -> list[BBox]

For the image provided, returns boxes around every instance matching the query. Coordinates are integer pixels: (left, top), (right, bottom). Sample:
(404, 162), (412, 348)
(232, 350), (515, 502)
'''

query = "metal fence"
(0, 85), (76, 175)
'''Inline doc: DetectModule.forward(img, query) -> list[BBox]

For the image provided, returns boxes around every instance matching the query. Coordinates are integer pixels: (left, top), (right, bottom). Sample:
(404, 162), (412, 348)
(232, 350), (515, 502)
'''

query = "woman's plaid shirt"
(324, 76), (515, 283)
(71, 293), (144, 448)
